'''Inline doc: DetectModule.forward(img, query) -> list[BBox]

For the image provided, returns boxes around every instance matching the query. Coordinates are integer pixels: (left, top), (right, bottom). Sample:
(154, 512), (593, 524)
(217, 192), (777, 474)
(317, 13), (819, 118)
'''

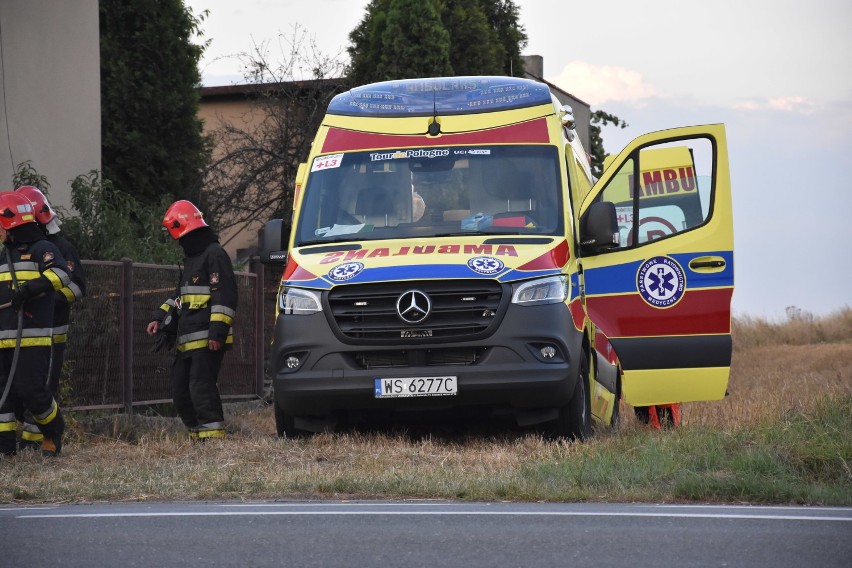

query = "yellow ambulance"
(260, 76), (734, 438)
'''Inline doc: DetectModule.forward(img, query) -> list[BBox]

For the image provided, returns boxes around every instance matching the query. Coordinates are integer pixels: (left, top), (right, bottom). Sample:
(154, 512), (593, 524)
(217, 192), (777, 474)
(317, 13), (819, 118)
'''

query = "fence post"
(251, 256), (265, 397)
(120, 257), (134, 415)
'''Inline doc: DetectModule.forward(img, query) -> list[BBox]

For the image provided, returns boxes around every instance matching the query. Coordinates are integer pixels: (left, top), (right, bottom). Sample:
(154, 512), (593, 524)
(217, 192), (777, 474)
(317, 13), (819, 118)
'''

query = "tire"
(610, 373), (622, 430)
(549, 352), (592, 441)
(274, 402), (305, 439)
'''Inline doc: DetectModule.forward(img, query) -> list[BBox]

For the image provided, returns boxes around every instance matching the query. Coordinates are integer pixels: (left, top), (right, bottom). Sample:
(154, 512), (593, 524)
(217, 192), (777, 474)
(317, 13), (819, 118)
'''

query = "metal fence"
(62, 258), (277, 413)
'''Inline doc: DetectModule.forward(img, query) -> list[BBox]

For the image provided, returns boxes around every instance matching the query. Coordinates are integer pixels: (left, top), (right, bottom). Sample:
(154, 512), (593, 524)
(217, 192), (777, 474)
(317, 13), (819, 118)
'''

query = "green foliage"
(442, 0), (504, 76)
(58, 171), (183, 263)
(380, 0), (453, 80)
(347, 0), (527, 85)
(11, 161), (51, 193)
(589, 110), (628, 179)
(99, 0), (212, 207)
(475, 0), (528, 77)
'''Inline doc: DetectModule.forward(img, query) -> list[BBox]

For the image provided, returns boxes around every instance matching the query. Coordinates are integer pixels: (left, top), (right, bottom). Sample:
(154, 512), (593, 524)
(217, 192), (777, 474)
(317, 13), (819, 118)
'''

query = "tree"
(58, 171), (183, 264)
(589, 110), (628, 179)
(99, 0), (211, 207)
(348, 0), (527, 85)
(379, 0), (453, 80)
(476, 0), (528, 77)
(201, 31), (347, 241)
(9, 162), (180, 263)
(442, 0), (504, 76)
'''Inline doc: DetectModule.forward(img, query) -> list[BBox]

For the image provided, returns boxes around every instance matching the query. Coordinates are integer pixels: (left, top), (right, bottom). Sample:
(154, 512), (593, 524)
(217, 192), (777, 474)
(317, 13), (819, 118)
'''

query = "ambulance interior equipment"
(297, 146), (562, 244)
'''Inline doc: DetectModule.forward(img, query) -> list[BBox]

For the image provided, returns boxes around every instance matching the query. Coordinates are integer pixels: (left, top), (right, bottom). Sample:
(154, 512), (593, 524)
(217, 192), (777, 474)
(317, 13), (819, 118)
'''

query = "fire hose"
(0, 245), (25, 411)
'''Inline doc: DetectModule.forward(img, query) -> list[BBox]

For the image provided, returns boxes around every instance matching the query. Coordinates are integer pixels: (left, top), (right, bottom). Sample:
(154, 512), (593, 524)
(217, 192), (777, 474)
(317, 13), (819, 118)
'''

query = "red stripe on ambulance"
(320, 118), (550, 153)
(586, 288), (733, 337)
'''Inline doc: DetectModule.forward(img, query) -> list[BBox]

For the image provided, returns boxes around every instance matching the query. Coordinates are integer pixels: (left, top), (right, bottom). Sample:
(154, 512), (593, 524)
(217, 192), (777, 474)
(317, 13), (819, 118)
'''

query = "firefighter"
(145, 200), (237, 441)
(0, 192), (69, 457)
(14, 185), (86, 451)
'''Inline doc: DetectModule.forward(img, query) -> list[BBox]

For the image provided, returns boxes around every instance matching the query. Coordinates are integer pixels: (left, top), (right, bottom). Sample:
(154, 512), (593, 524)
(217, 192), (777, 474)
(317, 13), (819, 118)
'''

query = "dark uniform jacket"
(0, 239), (70, 348)
(48, 233), (86, 344)
(153, 239), (237, 356)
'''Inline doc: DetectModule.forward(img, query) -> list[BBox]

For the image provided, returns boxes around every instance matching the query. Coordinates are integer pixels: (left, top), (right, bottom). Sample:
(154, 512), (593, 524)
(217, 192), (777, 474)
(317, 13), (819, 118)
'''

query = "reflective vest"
(154, 242), (237, 355)
(0, 240), (69, 348)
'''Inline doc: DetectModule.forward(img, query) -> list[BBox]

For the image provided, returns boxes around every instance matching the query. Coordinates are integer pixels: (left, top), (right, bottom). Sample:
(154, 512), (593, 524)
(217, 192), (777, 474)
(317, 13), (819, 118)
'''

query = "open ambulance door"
(578, 124), (734, 406)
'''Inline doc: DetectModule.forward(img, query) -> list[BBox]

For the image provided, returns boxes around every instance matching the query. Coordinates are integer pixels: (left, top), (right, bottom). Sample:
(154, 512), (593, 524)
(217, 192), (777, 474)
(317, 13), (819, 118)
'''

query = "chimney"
(521, 55), (544, 78)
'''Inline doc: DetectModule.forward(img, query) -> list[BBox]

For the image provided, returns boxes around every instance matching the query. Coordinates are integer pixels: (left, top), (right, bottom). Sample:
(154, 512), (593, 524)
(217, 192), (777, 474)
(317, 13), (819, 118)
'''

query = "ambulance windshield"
(295, 145), (564, 246)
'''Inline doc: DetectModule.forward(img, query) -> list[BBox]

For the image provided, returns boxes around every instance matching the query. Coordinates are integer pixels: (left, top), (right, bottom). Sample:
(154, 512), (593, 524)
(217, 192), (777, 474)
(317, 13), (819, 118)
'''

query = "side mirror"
(259, 219), (288, 265)
(580, 201), (620, 254)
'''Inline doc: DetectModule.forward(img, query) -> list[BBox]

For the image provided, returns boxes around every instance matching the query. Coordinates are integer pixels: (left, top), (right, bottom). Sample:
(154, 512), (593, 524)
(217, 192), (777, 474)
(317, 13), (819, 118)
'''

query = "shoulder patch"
(210, 272), (219, 285)
(67, 260), (75, 272)
(43, 251), (54, 263)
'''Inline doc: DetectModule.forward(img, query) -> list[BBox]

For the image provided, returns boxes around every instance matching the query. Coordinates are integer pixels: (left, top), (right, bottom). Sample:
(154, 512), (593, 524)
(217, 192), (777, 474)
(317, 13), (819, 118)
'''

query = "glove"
(11, 283), (32, 310)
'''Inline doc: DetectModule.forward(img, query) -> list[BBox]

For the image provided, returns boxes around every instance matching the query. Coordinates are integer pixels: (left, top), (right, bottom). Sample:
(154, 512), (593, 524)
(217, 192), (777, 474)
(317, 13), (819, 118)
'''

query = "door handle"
(689, 256), (726, 272)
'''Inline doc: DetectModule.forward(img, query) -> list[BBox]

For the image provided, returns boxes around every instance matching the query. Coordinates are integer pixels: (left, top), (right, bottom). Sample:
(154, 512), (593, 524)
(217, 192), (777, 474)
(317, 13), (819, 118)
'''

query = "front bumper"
(270, 301), (584, 420)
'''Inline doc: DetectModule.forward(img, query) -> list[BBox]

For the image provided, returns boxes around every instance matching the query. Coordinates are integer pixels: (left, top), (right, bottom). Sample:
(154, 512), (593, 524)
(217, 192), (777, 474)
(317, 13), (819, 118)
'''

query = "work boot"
(40, 435), (62, 457)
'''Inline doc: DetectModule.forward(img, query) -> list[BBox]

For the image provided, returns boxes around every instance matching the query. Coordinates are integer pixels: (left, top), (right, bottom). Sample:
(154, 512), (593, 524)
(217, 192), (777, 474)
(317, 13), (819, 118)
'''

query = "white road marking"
(14, 509), (852, 521)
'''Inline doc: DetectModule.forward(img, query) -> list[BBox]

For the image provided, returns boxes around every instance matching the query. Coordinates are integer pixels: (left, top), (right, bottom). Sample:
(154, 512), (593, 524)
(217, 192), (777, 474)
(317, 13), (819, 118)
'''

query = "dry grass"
(686, 306), (852, 428)
(1, 307), (849, 504)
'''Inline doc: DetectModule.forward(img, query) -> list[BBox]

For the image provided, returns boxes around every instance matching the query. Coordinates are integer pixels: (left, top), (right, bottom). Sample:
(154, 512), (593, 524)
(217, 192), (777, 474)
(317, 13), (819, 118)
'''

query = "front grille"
(327, 280), (505, 342)
(356, 347), (486, 369)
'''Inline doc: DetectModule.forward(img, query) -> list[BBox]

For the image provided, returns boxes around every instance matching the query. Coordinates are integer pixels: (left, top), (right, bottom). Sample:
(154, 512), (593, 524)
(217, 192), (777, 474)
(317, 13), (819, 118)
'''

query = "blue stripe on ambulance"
(583, 251), (733, 295)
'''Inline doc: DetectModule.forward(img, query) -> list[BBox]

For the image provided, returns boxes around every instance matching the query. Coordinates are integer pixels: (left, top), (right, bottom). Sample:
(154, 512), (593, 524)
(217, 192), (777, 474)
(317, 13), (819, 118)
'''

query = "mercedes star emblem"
(396, 289), (431, 324)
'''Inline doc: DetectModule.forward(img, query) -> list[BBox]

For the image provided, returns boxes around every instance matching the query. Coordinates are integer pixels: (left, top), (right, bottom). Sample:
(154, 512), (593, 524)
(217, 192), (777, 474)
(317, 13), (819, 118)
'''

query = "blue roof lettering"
(327, 76), (553, 117)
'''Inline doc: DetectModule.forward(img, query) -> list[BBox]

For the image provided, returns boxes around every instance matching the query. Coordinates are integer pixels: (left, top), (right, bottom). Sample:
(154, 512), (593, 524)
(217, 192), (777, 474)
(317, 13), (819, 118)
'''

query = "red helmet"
(15, 185), (56, 224)
(0, 191), (37, 230)
(162, 200), (208, 239)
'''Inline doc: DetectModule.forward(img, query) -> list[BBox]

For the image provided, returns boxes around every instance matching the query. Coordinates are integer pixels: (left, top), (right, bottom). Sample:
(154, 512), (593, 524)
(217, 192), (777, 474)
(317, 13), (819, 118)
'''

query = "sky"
(185, 0), (852, 319)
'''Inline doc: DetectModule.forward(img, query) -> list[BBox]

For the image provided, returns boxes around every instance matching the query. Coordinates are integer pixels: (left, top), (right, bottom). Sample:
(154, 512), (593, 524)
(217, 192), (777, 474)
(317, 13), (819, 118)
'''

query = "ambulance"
(259, 76), (734, 438)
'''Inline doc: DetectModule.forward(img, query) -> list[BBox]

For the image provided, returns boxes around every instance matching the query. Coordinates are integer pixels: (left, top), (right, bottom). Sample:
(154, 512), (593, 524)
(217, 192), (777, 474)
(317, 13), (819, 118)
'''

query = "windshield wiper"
(297, 237), (362, 247)
(434, 230), (521, 237)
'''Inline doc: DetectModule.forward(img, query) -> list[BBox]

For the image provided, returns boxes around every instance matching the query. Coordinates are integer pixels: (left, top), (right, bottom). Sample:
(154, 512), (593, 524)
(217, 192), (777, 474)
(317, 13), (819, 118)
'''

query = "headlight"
(278, 287), (322, 314)
(511, 276), (568, 306)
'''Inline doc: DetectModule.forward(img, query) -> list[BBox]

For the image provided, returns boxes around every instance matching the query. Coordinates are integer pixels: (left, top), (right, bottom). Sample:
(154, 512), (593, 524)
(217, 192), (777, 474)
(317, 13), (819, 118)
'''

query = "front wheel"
(274, 402), (306, 439)
(549, 352), (592, 441)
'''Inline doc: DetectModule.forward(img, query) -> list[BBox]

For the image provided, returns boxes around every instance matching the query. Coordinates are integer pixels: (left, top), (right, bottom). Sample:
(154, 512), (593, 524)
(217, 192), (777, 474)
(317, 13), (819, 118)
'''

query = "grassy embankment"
(1, 308), (849, 505)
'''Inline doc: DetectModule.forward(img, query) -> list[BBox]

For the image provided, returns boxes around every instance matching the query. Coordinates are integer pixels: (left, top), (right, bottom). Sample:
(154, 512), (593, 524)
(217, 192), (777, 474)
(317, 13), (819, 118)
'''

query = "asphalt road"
(1, 501), (850, 567)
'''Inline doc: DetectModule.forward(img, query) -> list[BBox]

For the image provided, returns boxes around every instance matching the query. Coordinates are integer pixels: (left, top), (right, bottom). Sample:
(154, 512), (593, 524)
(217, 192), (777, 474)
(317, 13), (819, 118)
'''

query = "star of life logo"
(328, 262), (364, 282)
(637, 256), (686, 308)
(467, 256), (504, 275)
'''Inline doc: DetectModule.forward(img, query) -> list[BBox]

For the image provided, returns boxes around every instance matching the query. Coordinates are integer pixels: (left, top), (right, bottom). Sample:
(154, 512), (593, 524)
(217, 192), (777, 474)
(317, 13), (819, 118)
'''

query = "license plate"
(374, 376), (458, 398)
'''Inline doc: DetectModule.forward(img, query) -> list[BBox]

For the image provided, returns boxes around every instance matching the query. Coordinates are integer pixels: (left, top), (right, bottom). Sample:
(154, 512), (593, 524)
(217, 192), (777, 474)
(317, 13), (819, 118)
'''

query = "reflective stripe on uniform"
(21, 428), (44, 442)
(176, 330), (208, 352)
(0, 327), (53, 348)
(0, 328), (54, 340)
(33, 400), (58, 425)
(0, 412), (15, 432)
(61, 281), (84, 302)
(0, 270), (41, 282)
(197, 421), (226, 439)
(180, 285), (211, 295)
(210, 305), (235, 326)
(0, 337), (52, 348)
(53, 325), (69, 343)
(181, 294), (211, 309)
(0, 261), (39, 272)
(44, 266), (71, 290)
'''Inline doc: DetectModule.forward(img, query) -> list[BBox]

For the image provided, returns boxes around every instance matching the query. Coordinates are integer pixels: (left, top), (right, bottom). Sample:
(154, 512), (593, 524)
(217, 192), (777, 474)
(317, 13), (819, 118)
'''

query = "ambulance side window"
(596, 137), (714, 249)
